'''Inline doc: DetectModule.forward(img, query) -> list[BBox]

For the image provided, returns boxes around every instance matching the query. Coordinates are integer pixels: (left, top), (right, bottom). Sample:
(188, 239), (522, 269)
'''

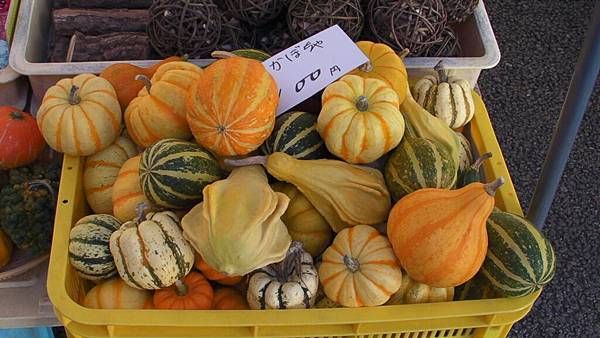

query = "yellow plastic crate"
(48, 92), (541, 338)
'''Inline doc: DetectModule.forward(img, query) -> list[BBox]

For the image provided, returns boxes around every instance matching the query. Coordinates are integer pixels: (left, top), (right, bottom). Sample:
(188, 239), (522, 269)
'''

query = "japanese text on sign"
(262, 25), (369, 116)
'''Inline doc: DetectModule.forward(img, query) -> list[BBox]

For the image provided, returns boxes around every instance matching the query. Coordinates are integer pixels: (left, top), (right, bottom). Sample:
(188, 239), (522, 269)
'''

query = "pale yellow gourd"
(226, 152), (391, 232)
(181, 166), (291, 276)
(387, 272), (454, 305)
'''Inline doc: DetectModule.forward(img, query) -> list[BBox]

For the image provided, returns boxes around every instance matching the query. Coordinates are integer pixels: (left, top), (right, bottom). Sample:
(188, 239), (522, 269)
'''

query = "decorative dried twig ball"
(148, 0), (222, 58)
(223, 0), (287, 27)
(423, 27), (461, 57)
(369, 0), (447, 56)
(443, 0), (479, 23)
(287, 0), (364, 41)
(254, 17), (297, 54)
(217, 10), (256, 50)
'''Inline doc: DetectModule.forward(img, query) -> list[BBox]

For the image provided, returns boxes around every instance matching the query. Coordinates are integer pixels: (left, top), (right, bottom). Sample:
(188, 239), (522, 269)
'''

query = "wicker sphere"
(217, 11), (256, 50)
(254, 17), (297, 54)
(423, 27), (461, 57)
(287, 0), (364, 41)
(148, 0), (221, 58)
(223, 0), (287, 27)
(369, 0), (447, 56)
(443, 0), (479, 23)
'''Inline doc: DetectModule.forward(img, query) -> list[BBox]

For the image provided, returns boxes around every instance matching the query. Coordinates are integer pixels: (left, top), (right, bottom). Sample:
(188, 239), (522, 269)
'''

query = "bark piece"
(52, 9), (148, 36)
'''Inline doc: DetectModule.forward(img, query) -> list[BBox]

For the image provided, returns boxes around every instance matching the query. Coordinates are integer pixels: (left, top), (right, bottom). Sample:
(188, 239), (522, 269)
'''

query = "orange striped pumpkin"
(186, 57), (278, 156)
(125, 62), (202, 147)
(36, 74), (122, 156)
(194, 253), (242, 286)
(83, 136), (138, 214)
(83, 278), (153, 309)
(111, 155), (155, 222)
(387, 178), (505, 288)
(317, 75), (405, 164)
(318, 225), (402, 307)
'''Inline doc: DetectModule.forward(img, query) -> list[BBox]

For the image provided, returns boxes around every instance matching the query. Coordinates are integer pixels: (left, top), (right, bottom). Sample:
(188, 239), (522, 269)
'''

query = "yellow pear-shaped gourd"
(181, 166), (291, 276)
(226, 152), (391, 232)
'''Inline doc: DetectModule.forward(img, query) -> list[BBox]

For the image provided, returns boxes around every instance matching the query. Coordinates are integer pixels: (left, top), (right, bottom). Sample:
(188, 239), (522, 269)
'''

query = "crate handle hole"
(62, 200), (69, 204)
(67, 167), (72, 170)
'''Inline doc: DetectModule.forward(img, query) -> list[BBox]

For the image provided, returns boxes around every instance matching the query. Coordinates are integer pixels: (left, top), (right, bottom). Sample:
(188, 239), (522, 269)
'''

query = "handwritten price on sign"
(262, 25), (369, 115)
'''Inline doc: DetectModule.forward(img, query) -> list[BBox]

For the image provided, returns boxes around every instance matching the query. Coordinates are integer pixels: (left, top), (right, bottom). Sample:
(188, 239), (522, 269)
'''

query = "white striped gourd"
(83, 136), (138, 214)
(261, 111), (328, 160)
(481, 210), (556, 297)
(69, 214), (121, 280)
(412, 63), (475, 129)
(139, 139), (223, 209)
(384, 136), (456, 202)
(456, 131), (473, 174)
(110, 210), (194, 290)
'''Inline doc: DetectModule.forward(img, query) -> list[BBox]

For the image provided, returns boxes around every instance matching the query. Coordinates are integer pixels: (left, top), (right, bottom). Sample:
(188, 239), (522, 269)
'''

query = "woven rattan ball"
(287, 0), (364, 41)
(217, 11), (256, 50)
(223, 0), (287, 27)
(148, 0), (221, 58)
(443, 0), (478, 23)
(254, 17), (297, 54)
(369, 0), (447, 56)
(423, 26), (461, 56)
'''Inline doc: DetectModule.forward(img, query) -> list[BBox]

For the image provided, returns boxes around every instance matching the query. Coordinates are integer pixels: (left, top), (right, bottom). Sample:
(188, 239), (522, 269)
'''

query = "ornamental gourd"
(213, 287), (250, 310)
(153, 272), (214, 310)
(384, 136), (456, 202)
(247, 242), (318, 309)
(261, 111), (328, 160)
(0, 107), (45, 169)
(110, 210), (195, 290)
(319, 225), (402, 307)
(139, 139), (224, 209)
(125, 61), (202, 147)
(187, 57), (278, 156)
(481, 210), (556, 297)
(112, 155), (155, 222)
(225, 153), (391, 233)
(69, 214), (121, 281)
(83, 136), (138, 214)
(317, 75), (405, 164)
(458, 152), (492, 187)
(412, 62), (475, 129)
(194, 254), (242, 286)
(387, 272), (454, 305)
(387, 178), (505, 288)
(181, 166), (291, 276)
(84, 278), (153, 309)
(272, 182), (332, 257)
(100, 56), (183, 111)
(349, 41), (409, 104)
(456, 131), (473, 174)
(36, 74), (121, 156)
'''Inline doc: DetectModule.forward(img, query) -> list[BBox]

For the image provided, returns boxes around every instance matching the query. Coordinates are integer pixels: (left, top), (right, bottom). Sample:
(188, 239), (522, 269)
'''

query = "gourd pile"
(36, 40), (556, 310)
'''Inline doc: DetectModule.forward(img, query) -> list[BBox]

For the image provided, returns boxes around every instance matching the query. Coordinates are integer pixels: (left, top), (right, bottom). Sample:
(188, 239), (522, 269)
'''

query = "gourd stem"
(398, 48), (410, 59)
(9, 111), (24, 120)
(434, 61), (448, 83)
(359, 61), (373, 72)
(356, 96), (369, 111)
(224, 156), (268, 167)
(134, 202), (148, 225)
(473, 152), (493, 170)
(68, 85), (81, 105)
(343, 255), (360, 273)
(135, 74), (152, 92)
(27, 180), (56, 209)
(174, 279), (189, 297)
(211, 51), (237, 59)
(484, 177), (505, 196)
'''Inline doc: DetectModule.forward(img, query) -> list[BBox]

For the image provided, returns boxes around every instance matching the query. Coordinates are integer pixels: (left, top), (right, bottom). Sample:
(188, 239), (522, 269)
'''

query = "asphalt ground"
(478, 1), (600, 337)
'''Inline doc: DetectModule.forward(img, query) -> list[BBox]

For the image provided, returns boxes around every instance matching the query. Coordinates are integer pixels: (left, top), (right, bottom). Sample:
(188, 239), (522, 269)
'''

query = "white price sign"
(262, 25), (369, 116)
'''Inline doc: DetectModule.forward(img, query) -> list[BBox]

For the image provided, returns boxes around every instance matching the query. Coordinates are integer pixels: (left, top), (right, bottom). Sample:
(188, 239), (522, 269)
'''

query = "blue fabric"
(0, 327), (55, 338)
(0, 40), (8, 69)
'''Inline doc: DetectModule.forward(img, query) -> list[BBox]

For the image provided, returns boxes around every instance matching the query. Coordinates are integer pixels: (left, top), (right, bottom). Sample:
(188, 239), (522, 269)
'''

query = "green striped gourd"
(69, 214), (121, 281)
(454, 272), (498, 301)
(83, 136), (138, 214)
(384, 136), (456, 202)
(481, 210), (556, 297)
(456, 132), (473, 174)
(211, 49), (271, 61)
(412, 63), (475, 129)
(110, 210), (194, 290)
(261, 111), (328, 160)
(140, 139), (223, 209)
(458, 152), (492, 188)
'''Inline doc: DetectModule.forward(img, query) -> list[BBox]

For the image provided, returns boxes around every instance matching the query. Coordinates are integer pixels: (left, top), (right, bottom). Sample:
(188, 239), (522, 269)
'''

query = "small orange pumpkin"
(187, 57), (278, 156)
(212, 287), (249, 310)
(0, 107), (46, 169)
(387, 178), (505, 288)
(153, 272), (214, 310)
(111, 155), (155, 222)
(100, 56), (183, 111)
(194, 253), (242, 286)
(125, 61), (202, 147)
